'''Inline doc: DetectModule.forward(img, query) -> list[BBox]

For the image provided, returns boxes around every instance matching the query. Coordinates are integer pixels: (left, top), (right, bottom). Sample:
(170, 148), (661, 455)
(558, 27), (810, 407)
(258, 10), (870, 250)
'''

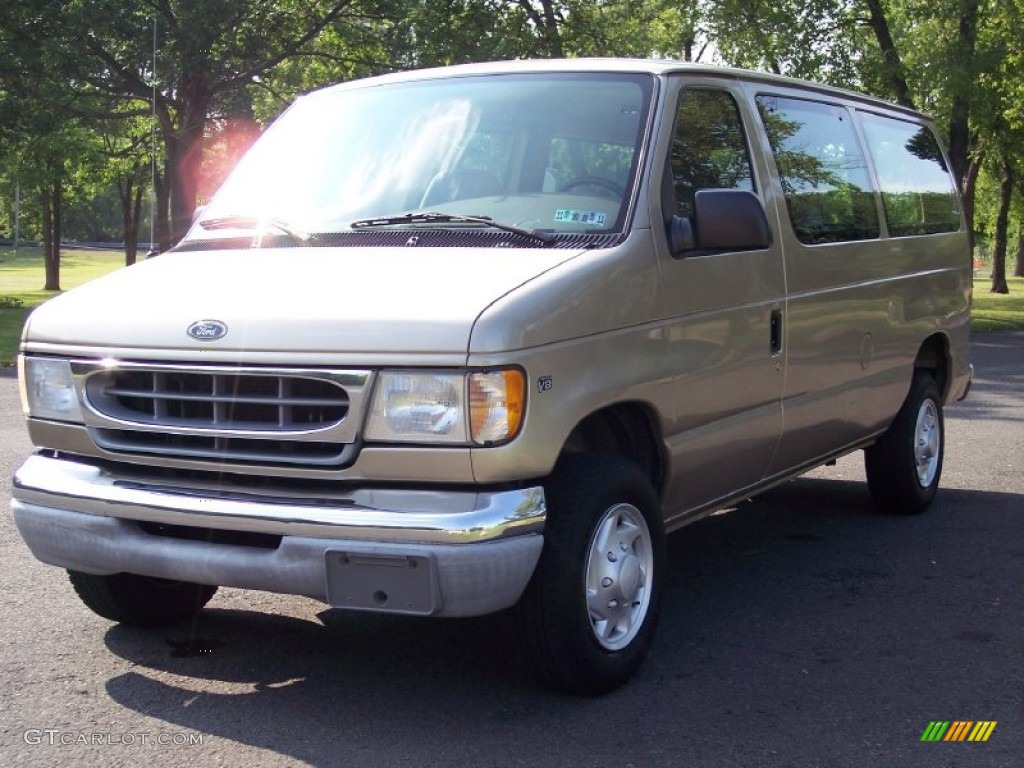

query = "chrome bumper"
(11, 454), (546, 617)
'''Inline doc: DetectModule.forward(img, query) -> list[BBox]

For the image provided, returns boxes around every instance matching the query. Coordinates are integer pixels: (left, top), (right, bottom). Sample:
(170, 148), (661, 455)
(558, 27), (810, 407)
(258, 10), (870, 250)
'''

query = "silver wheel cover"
(584, 503), (654, 651)
(914, 398), (941, 488)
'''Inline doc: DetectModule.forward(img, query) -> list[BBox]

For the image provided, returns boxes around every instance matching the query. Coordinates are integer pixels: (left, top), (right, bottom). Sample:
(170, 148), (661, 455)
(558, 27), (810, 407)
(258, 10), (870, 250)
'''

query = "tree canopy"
(1, 0), (1021, 288)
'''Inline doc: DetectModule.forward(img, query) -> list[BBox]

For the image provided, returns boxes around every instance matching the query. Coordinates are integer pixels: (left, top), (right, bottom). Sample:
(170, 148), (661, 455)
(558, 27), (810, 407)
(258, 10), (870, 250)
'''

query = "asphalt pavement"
(0, 333), (1021, 767)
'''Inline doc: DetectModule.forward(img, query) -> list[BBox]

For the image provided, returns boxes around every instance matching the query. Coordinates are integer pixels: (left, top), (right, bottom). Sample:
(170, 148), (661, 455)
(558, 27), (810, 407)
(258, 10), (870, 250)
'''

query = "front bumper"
(11, 453), (546, 617)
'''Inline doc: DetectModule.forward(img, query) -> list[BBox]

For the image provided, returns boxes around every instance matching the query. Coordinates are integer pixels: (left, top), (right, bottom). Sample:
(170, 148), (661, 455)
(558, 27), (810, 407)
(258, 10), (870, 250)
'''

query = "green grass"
(972, 275), (1024, 333)
(1, 247), (1022, 367)
(0, 247), (126, 367)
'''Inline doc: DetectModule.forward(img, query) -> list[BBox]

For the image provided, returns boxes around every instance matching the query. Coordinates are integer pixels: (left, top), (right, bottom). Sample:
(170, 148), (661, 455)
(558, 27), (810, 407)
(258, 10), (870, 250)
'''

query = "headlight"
(21, 357), (84, 423)
(367, 372), (467, 443)
(366, 369), (525, 445)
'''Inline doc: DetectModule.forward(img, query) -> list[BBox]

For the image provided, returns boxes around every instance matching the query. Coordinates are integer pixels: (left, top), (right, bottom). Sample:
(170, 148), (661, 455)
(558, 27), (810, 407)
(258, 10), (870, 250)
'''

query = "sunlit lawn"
(972, 275), (1024, 333)
(0, 247), (126, 366)
(1, 247), (1022, 367)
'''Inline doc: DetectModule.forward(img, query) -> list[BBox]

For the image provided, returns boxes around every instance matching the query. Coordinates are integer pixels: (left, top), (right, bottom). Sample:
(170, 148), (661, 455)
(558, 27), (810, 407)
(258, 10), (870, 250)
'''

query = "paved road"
(1, 334), (1021, 768)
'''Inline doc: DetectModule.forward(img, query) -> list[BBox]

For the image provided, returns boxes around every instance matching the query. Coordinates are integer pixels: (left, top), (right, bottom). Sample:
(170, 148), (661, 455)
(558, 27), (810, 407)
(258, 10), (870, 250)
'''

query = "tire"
(67, 570), (218, 627)
(864, 371), (944, 515)
(515, 454), (665, 695)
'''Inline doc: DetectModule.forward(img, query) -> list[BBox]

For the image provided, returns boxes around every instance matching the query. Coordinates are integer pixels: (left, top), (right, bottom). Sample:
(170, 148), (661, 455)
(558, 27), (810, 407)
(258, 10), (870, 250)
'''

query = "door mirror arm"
(668, 215), (695, 254)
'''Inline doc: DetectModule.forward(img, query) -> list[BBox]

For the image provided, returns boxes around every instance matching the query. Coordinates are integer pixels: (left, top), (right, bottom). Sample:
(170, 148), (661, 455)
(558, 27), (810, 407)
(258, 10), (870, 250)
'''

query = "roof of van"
(322, 58), (927, 120)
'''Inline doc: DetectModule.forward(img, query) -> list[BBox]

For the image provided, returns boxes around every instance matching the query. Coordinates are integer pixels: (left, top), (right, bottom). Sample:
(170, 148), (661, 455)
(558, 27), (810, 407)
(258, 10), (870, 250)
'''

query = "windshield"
(184, 71), (655, 246)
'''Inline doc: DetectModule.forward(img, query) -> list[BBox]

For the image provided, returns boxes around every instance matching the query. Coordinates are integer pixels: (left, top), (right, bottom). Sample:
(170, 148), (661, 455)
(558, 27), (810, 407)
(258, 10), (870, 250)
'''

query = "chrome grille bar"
(86, 369), (350, 431)
(72, 362), (372, 468)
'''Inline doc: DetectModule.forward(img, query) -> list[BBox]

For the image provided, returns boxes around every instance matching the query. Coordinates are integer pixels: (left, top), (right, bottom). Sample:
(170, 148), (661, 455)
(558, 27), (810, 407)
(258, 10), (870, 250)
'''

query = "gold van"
(12, 59), (972, 694)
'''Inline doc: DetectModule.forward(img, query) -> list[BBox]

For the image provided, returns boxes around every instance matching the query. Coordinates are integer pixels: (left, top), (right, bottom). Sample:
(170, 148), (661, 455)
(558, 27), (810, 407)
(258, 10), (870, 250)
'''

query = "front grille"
(86, 369), (349, 431)
(92, 428), (352, 466)
(77, 364), (369, 468)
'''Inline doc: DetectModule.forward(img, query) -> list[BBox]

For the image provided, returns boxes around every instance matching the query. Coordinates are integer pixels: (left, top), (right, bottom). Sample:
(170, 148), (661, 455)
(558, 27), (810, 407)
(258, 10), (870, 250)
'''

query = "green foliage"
(0, 0), (1021, 286)
(705, 0), (864, 81)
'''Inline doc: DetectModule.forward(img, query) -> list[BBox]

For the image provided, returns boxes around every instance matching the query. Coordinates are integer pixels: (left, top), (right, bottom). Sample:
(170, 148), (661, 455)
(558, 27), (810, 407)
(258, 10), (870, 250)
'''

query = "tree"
(9, 1), (370, 247)
(970, 0), (1024, 290)
(988, 155), (1014, 293)
(4, 0), (1021, 289)
(0, 3), (103, 289)
(861, 0), (914, 107)
(99, 117), (156, 265)
(705, 0), (864, 81)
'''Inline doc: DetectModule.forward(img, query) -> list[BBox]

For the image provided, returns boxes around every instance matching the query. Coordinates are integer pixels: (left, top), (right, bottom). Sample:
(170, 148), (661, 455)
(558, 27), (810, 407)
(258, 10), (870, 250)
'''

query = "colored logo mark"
(921, 721), (997, 742)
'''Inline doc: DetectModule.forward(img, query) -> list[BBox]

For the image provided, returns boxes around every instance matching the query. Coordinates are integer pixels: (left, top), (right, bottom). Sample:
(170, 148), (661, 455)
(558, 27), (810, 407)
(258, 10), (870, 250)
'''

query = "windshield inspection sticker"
(554, 209), (606, 226)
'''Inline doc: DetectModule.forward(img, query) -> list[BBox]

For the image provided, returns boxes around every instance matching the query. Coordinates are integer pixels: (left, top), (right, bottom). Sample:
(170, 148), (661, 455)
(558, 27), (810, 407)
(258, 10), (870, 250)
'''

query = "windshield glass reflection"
(187, 72), (654, 243)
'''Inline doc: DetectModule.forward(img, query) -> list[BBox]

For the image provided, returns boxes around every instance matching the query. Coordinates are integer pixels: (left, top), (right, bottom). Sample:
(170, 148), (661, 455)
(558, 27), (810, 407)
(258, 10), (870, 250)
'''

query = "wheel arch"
(913, 333), (952, 401)
(559, 401), (667, 498)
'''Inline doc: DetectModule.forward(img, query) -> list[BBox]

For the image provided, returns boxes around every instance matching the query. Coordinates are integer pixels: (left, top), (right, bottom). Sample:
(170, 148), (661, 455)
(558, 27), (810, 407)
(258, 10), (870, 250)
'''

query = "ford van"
(11, 59), (972, 694)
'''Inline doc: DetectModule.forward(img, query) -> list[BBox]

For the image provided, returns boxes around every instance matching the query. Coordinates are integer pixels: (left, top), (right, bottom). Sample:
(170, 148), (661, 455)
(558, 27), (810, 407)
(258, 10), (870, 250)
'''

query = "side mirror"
(668, 215), (695, 253)
(669, 189), (772, 256)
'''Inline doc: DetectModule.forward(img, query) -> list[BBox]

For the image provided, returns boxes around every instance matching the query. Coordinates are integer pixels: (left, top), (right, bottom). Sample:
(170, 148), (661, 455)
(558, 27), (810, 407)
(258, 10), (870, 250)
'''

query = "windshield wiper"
(198, 215), (312, 244)
(350, 212), (555, 246)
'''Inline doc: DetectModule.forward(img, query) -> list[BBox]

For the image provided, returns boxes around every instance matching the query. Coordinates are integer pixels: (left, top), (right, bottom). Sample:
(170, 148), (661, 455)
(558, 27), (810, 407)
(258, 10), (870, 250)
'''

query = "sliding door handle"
(770, 309), (783, 357)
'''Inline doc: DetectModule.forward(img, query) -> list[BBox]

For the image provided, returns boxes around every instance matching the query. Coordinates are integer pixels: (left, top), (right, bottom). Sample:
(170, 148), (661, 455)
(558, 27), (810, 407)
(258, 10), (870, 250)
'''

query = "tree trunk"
(167, 85), (210, 243)
(117, 172), (145, 266)
(52, 181), (61, 285)
(165, 136), (188, 244)
(863, 0), (915, 108)
(516, 0), (564, 57)
(1016, 179), (1024, 279)
(118, 176), (136, 266)
(130, 183), (144, 264)
(682, 37), (694, 62)
(154, 163), (172, 252)
(947, 1), (978, 189)
(41, 190), (53, 288)
(538, 0), (565, 57)
(990, 157), (1012, 294)
(961, 153), (982, 253)
(42, 180), (62, 292)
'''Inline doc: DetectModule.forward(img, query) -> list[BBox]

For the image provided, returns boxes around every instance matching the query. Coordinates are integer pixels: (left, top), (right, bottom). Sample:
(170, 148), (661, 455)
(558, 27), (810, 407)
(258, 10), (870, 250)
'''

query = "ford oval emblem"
(187, 319), (228, 341)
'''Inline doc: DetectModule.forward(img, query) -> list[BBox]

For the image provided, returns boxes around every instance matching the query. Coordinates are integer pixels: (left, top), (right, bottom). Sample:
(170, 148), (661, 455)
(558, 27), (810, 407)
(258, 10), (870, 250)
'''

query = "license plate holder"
(325, 551), (439, 615)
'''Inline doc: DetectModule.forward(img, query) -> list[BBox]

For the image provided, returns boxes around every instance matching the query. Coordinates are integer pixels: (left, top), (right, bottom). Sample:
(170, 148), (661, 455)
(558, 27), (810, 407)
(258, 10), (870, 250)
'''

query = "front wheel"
(865, 371), (944, 515)
(515, 454), (665, 695)
(67, 570), (218, 626)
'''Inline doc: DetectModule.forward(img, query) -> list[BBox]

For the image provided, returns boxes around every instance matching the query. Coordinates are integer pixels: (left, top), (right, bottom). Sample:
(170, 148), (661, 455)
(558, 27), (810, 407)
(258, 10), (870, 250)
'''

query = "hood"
(24, 246), (583, 358)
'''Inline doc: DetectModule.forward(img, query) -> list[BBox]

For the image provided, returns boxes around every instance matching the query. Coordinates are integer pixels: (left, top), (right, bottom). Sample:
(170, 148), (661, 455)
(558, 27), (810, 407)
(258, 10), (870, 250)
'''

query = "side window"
(756, 95), (879, 244)
(859, 113), (961, 236)
(669, 89), (755, 217)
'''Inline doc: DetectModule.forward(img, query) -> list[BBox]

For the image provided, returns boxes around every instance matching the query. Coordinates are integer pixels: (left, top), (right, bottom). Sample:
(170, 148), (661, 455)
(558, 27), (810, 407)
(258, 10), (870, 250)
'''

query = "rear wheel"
(865, 371), (944, 515)
(515, 454), (664, 695)
(67, 570), (218, 626)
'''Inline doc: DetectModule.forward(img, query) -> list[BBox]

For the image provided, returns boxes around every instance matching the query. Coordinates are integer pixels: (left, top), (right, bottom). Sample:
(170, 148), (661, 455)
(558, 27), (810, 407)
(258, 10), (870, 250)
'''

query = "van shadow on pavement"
(100, 476), (1022, 766)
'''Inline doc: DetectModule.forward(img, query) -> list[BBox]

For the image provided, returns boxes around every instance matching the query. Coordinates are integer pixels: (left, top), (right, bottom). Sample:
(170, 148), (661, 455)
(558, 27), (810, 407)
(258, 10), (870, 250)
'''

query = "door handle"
(770, 309), (783, 356)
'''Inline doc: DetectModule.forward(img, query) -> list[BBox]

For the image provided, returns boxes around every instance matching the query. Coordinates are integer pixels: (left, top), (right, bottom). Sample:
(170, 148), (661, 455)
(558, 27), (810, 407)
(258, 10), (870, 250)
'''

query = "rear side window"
(858, 113), (961, 236)
(756, 95), (879, 244)
(669, 89), (755, 217)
